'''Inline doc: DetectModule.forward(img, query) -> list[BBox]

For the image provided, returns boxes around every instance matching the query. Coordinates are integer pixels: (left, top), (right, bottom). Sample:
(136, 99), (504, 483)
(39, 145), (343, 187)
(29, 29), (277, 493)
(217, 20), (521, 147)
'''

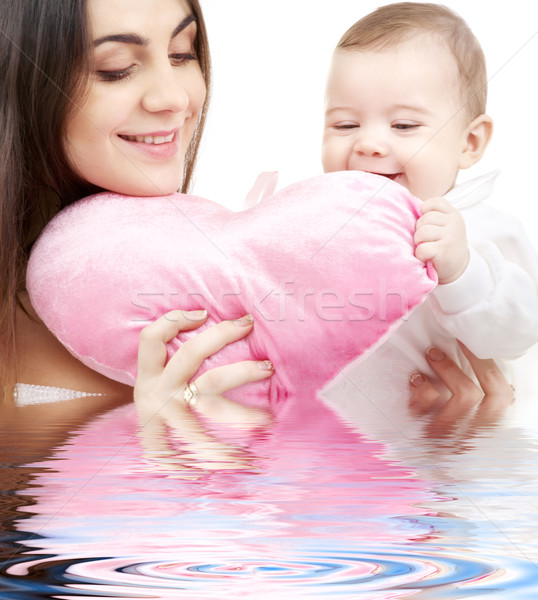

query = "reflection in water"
(1, 391), (538, 598)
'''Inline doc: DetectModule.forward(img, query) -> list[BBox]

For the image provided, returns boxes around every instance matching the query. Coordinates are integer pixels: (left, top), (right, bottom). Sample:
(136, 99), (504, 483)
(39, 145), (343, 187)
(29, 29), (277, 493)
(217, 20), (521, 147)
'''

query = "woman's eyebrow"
(93, 15), (196, 48)
(170, 15), (196, 40)
(93, 33), (148, 47)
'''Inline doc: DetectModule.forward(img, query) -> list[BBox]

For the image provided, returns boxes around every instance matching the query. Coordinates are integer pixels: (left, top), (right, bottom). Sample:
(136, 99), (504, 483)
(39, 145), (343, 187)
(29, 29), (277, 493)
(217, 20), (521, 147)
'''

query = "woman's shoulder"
(16, 294), (131, 399)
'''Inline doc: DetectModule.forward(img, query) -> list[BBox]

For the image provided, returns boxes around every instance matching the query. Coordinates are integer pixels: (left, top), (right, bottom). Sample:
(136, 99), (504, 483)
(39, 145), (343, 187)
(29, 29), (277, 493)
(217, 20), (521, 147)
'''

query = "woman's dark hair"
(184, 0), (212, 194)
(0, 0), (211, 401)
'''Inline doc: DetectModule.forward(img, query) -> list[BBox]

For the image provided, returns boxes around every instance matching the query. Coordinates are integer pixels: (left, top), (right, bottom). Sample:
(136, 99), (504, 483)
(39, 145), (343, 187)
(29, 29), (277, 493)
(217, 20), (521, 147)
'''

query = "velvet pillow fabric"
(27, 171), (436, 404)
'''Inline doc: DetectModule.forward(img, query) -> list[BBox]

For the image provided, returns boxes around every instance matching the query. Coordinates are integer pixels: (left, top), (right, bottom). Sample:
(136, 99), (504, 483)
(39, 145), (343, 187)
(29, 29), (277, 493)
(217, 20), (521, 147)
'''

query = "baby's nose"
(352, 131), (388, 157)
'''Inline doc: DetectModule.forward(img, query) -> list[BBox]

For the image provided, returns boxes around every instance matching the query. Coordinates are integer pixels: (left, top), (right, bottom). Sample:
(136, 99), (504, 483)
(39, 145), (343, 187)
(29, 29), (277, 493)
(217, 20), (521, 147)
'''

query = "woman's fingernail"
(409, 372), (425, 387)
(233, 314), (254, 327)
(258, 360), (274, 371)
(427, 347), (445, 361)
(190, 309), (207, 320)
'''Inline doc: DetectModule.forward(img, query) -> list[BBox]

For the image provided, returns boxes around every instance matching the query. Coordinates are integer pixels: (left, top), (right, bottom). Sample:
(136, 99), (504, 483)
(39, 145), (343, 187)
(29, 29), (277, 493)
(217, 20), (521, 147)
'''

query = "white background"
(194, 1), (538, 401)
(195, 0), (537, 226)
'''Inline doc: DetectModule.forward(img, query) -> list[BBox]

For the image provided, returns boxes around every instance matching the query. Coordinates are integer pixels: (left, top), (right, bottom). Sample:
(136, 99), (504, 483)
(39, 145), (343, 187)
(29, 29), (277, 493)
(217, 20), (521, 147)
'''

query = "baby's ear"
(459, 114), (493, 169)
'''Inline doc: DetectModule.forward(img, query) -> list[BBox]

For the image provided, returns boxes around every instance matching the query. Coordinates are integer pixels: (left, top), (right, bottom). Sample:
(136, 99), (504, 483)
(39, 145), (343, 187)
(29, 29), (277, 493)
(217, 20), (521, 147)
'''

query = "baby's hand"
(414, 197), (470, 284)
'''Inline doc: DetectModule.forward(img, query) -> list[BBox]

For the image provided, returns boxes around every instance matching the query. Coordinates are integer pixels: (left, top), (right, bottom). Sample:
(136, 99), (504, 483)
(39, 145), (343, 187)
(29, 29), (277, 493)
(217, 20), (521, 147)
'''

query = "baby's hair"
(337, 2), (487, 120)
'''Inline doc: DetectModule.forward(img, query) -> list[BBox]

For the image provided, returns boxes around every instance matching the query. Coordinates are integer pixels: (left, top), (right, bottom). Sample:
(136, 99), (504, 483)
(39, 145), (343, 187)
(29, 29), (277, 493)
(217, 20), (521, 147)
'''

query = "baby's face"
(322, 35), (471, 200)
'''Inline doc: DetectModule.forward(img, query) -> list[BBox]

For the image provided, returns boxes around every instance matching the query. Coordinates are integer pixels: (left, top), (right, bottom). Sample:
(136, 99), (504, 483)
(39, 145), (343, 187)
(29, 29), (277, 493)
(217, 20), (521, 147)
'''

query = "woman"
(1, 0), (275, 418)
(0, 0), (511, 436)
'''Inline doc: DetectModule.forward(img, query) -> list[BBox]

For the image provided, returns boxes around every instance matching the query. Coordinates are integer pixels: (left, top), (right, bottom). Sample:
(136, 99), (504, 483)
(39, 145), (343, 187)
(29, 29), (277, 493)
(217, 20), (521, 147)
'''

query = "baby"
(321, 2), (538, 400)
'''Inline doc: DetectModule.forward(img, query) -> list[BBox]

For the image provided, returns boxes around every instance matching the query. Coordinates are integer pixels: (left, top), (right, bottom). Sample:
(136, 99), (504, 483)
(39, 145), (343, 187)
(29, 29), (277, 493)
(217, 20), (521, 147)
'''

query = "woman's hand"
(134, 309), (274, 475)
(408, 342), (514, 439)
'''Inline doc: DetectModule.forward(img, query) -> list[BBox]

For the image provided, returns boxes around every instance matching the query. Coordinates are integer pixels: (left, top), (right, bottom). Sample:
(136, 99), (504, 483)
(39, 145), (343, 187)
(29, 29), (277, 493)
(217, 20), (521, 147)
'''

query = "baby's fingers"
(414, 240), (439, 263)
(414, 223), (443, 245)
(420, 196), (454, 214)
(416, 210), (449, 230)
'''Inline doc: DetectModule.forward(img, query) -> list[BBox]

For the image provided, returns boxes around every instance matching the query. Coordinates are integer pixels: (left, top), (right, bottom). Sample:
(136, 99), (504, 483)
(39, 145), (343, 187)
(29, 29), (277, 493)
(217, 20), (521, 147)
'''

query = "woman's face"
(65, 0), (206, 197)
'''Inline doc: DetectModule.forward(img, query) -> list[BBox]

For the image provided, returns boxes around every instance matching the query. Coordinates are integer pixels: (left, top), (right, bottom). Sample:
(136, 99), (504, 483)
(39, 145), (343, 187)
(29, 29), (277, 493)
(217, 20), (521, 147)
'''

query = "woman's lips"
(117, 130), (180, 158)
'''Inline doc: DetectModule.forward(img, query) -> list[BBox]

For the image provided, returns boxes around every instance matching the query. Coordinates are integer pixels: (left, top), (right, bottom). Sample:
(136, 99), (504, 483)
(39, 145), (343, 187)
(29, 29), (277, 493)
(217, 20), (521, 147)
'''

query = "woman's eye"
(97, 66), (135, 82)
(169, 52), (197, 66)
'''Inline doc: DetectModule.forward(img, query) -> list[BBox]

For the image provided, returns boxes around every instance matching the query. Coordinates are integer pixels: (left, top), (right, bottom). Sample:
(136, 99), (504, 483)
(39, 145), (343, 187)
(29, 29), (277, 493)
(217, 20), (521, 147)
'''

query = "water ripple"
(4, 545), (537, 598)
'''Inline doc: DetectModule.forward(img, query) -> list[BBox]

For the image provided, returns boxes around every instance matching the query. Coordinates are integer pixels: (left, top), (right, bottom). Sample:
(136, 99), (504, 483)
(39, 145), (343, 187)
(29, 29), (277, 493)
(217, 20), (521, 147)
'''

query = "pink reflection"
(14, 398), (435, 594)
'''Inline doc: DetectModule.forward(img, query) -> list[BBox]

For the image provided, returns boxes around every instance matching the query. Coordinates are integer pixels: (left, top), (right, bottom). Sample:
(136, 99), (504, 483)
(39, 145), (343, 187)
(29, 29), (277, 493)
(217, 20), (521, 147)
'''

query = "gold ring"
(183, 382), (199, 407)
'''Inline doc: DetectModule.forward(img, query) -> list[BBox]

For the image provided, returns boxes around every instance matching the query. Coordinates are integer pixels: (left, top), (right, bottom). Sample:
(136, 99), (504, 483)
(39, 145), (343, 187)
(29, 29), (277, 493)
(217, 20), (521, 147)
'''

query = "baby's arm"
(418, 203), (538, 359)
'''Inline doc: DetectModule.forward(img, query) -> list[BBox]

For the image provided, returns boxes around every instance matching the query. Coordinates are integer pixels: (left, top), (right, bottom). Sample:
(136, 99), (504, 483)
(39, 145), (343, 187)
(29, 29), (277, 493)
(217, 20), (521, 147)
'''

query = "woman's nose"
(141, 66), (190, 114)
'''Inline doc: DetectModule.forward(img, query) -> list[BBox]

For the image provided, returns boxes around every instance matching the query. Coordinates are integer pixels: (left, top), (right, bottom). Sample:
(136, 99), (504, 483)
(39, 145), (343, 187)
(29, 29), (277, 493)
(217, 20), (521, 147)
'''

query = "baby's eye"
(392, 122), (420, 130)
(97, 65), (135, 82)
(333, 122), (359, 130)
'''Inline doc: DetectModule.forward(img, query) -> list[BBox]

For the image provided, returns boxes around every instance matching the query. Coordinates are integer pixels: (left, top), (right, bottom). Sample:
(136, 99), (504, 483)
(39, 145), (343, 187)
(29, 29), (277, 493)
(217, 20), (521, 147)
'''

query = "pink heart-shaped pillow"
(27, 171), (436, 404)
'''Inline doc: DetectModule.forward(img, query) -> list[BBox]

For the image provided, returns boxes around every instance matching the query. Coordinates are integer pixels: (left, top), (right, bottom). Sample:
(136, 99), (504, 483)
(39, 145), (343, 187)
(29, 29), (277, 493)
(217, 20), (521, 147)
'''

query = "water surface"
(1, 387), (537, 599)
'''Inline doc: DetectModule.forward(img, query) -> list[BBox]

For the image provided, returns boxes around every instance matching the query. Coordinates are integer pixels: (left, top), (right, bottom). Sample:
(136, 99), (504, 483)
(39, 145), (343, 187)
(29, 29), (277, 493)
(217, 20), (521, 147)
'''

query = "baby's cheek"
(321, 139), (345, 173)
(407, 174), (447, 202)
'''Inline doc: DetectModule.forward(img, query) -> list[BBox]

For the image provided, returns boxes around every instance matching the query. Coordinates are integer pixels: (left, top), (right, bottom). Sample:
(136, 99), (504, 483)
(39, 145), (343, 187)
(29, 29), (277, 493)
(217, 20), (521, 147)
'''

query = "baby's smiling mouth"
(368, 171), (401, 181)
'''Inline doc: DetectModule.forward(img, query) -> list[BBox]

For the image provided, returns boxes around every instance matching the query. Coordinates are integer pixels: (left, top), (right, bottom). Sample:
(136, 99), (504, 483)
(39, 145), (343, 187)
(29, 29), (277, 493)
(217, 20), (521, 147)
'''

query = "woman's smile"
(64, 0), (206, 197)
(119, 132), (176, 144)
(117, 129), (181, 159)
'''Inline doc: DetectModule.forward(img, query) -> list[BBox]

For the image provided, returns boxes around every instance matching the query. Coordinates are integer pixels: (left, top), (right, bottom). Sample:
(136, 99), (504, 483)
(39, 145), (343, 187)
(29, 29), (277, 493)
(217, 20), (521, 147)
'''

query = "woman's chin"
(106, 178), (183, 198)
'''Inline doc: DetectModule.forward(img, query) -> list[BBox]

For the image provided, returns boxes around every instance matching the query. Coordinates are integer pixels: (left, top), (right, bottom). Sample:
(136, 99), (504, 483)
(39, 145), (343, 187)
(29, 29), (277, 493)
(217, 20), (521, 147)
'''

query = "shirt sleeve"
(430, 206), (538, 359)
